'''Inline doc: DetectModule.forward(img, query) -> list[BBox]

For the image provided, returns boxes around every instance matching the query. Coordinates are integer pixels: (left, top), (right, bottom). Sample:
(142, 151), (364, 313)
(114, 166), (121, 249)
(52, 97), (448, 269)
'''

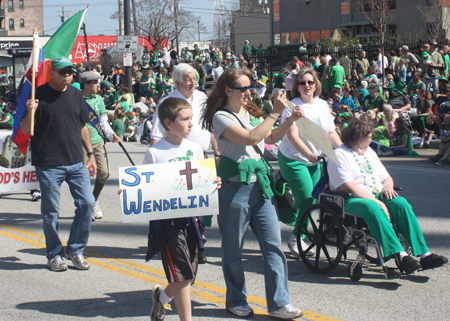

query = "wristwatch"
(87, 151), (94, 157)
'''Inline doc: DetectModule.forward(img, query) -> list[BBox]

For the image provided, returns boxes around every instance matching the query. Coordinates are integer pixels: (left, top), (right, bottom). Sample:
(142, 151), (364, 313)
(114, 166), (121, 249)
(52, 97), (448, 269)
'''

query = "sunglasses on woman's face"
(299, 81), (315, 86)
(230, 86), (251, 92)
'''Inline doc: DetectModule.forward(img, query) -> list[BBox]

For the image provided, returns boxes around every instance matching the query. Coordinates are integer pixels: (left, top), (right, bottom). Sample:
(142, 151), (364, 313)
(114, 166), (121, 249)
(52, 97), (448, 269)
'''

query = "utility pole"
(174, 0), (179, 55)
(124, 0), (132, 89)
(119, 0), (124, 35)
(197, 20), (200, 41)
(61, 7), (65, 23)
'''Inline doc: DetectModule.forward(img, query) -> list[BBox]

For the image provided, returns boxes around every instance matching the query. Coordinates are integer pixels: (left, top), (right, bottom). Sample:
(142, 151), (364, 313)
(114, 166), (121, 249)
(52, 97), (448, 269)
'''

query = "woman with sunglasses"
(277, 67), (342, 258)
(202, 68), (304, 319)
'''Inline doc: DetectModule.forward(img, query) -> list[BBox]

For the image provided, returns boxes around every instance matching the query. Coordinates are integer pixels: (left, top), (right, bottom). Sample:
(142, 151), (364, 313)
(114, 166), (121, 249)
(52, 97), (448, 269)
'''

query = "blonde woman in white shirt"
(278, 67), (342, 257)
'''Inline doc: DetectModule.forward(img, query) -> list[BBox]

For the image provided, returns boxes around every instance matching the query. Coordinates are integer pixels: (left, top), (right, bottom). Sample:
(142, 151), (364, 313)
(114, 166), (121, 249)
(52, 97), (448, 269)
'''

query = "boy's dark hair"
(139, 112), (148, 119)
(158, 97), (191, 130)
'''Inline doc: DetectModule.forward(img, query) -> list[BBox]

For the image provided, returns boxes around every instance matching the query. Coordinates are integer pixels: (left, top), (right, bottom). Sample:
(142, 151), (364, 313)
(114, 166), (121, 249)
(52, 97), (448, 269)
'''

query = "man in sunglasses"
(21, 56), (97, 272)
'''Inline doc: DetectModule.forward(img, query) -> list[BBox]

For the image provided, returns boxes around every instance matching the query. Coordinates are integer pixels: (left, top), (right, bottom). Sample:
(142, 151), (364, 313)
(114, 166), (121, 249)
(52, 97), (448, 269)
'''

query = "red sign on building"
(69, 35), (167, 64)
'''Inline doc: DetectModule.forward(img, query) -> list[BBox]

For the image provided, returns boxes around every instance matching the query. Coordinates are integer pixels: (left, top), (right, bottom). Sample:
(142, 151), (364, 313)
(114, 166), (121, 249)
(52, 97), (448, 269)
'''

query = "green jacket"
(217, 156), (274, 199)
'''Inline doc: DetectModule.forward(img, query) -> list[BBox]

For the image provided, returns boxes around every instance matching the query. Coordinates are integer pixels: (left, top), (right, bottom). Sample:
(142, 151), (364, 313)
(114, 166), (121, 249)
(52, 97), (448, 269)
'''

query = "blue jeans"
(218, 181), (290, 312)
(391, 147), (411, 155)
(36, 162), (95, 259)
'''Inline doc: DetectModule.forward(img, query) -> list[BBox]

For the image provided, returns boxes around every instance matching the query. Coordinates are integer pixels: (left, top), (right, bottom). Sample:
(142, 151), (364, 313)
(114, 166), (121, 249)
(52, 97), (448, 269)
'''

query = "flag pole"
(30, 28), (38, 136)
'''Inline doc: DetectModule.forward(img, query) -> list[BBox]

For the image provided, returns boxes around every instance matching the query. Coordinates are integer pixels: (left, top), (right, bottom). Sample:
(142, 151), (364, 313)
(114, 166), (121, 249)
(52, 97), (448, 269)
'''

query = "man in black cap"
(22, 56), (96, 272)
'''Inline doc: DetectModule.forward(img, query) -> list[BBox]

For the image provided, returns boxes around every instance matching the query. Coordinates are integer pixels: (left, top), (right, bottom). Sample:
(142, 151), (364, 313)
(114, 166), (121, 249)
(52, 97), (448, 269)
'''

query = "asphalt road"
(1, 142), (449, 321)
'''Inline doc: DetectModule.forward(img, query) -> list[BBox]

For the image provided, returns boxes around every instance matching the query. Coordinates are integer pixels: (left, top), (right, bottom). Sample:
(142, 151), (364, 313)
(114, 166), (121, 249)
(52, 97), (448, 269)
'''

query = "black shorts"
(161, 224), (198, 285)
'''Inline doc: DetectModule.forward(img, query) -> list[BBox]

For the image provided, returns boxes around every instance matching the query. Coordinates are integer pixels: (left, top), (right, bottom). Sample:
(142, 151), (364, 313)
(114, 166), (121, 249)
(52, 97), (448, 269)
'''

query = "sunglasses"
(57, 68), (74, 76)
(230, 86), (251, 92)
(298, 81), (315, 86)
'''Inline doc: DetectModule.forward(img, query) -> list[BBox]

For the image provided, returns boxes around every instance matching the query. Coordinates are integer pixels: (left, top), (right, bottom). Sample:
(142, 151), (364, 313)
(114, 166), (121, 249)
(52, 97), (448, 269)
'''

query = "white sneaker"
(288, 235), (314, 257)
(93, 200), (103, 219)
(31, 191), (41, 201)
(269, 304), (303, 319)
(227, 304), (254, 317)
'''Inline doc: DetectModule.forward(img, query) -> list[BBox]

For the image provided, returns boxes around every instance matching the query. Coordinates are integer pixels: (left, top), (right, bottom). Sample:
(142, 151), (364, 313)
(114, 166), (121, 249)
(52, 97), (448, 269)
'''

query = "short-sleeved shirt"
(329, 65), (345, 89)
(388, 94), (411, 110)
(416, 99), (432, 114)
(212, 108), (264, 163)
(279, 97), (336, 165)
(429, 51), (444, 77)
(274, 73), (286, 88)
(401, 53), (419, 72)
(338, 57), (352, 77)
(373, 125), (390, 147)
(354, 58), (369, 77)
(30, 83), (89, 166)
(111, 118), (125, 136)
(395, 130), (413, 151)
(197, 65), (206, 85)
(363, 94), (384, 112)
(1, 112), (13, 127)
(85, 94), (106, 145)
(143, 138), (203, 164)
(407, 80), (426, 96)
(328, 145), (389, 196)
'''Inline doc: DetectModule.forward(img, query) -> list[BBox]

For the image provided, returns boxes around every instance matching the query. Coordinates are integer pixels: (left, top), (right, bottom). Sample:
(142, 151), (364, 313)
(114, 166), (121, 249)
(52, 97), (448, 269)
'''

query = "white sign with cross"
(116, 35), (139, 53)
(119, 159), (219, 222)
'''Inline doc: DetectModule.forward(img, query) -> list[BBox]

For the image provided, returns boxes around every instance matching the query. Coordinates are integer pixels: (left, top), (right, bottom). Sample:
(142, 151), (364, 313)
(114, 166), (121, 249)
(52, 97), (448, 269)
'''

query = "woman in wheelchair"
(328, 118), (448, 274)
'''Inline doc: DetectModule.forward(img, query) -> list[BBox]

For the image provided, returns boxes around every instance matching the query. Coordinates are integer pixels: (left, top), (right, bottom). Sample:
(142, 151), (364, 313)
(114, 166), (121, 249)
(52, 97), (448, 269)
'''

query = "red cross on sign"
(179, 161), (198, 190)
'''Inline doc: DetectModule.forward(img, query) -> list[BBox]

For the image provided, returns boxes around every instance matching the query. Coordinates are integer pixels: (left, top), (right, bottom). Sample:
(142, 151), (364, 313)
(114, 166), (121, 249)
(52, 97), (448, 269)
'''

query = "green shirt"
(445, 54), (450, 76)
(100, 80), (114, 91)
(329, 65), (345, 89)
(145, 90), (159, 99)
(407, 80), (426, 95)
(84, 94), (107, 145)
(396, 130), (413, 151)
(363, 94), (384, 112)
(140, 74), (150, 93)
(243, 44), (251, 58)
(274, 73), (286, 88)
(1, 112), (13, 127)
(373, 125), (390, 147)
(111, 118), (125, 136)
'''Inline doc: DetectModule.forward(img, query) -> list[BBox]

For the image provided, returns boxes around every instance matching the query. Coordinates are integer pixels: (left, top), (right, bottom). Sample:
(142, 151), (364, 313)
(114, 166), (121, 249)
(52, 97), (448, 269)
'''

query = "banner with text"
(119, 159), (219, 223)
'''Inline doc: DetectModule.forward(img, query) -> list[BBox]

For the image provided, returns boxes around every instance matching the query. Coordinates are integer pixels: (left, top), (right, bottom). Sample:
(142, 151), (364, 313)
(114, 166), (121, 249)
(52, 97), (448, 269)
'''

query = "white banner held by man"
(119, 159), (219, 223)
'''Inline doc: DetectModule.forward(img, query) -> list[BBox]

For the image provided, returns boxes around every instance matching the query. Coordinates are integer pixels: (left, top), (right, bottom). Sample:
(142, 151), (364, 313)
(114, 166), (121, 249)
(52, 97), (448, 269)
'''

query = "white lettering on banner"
(119, 159), (219, 223)
(0, 42), (20, 50)
(75, 42), (117, 61)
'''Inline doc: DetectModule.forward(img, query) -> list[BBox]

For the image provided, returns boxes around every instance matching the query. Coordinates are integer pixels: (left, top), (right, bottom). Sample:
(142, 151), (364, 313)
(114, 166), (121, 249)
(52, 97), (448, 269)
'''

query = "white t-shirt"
(376, 54), (389, 74)
(279, 97), (336, 165)
(135, 120), (152, 136)
(151, 89), (210, 151)
(257, 86), (267, 98)
(285, 70), (298, 91)
(143, 138), (203, 165)
(328, 145), (389, 196)
(212, 66), (224, 83)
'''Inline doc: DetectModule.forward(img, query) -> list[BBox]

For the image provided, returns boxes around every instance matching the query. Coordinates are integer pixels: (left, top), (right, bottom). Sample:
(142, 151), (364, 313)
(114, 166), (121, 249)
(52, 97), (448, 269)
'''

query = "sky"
(43, 0), (231, 40)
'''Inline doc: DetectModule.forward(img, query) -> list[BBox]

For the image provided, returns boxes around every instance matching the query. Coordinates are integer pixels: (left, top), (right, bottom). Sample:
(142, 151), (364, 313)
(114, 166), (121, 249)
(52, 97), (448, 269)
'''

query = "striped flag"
(11, 32), (44, 155)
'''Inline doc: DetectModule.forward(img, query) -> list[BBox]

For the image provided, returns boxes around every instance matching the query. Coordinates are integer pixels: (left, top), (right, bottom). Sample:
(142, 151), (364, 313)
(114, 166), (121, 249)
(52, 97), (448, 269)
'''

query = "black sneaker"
(420, 254), (448, 269)
(399, 256), (421, 274)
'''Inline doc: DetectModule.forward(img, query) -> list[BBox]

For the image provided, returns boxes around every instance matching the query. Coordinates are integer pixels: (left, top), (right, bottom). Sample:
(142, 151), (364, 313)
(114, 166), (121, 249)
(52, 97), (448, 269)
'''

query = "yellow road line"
(0, 223), (341, 321)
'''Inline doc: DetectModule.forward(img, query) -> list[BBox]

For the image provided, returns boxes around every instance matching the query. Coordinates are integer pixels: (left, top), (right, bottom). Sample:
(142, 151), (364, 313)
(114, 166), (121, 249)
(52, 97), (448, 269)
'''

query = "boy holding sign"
(143, 97), (221, 321)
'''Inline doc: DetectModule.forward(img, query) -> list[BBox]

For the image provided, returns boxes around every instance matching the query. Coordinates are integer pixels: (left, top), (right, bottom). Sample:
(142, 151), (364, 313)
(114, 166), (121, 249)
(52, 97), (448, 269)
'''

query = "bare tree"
(111, 0), (204, 50)
(356, 0), (395, 84)
(416, 0), (450, 42)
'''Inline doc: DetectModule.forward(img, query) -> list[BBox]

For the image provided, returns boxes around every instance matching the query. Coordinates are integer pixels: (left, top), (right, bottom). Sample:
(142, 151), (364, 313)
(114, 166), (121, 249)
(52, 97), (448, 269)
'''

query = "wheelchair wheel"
(348, 262), (363, 281)
(297, 203), (346, 274)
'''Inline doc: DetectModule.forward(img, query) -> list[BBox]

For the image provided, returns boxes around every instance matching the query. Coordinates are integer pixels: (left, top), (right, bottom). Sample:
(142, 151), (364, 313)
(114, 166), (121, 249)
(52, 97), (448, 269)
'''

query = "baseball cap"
(79, 71), (101, 84)
(430, 41), (438, 46)
(51, 56), (73, 69)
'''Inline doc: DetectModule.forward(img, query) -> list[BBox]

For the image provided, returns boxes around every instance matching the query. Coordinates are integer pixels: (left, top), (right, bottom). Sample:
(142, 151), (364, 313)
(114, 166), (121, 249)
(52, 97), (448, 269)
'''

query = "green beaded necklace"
(348, 146), (380, 196)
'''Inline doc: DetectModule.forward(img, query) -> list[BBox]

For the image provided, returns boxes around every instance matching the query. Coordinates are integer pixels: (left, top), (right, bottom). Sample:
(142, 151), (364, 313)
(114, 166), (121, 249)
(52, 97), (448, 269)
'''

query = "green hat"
(51, 56), (73, 69)
(120, 101), (130, 112)
(438, 75), (449, 83)
(137, 61), (142, 65)
(257, 75), (268, 87)
(393, 80), (406, 95)
(71, 82), (81, 90)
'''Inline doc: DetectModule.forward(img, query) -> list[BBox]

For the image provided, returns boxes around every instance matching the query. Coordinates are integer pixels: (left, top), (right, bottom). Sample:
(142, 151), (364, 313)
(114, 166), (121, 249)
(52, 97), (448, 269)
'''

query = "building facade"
(0, 0), (44, 36)
(271, 0), (450, 46)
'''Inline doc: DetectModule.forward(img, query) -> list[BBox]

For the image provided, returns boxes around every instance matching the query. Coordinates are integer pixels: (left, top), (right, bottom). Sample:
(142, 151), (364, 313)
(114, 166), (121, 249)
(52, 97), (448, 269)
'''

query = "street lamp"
(197, 20), (200, 41)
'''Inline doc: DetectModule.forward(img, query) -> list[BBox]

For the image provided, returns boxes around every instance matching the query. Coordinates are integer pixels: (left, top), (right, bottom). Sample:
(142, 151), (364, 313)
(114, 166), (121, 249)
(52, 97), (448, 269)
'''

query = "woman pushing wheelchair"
(327, 118), (448, 274)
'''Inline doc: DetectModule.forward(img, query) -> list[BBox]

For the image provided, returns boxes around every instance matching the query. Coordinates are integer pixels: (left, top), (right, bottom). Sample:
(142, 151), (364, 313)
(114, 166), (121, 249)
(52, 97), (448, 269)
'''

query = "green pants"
(344, 196), (429, 258)
(278, 151), (321, 235)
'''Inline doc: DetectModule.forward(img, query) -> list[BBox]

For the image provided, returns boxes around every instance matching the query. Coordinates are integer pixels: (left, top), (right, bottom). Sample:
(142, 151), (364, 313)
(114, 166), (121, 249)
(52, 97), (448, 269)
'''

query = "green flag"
(43, 8), (88, 59)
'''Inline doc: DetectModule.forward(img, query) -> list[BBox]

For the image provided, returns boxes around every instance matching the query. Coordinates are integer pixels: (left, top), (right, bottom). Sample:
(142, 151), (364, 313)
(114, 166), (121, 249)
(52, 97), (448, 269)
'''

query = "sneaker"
(31, 191), (41, 201)
(198, 249), (207, 264)
(420, 253), (448, 269)
(288, 235), (314, 258)
(424, 74), (430, 80)
(47, 255), (68, 272)
(269, 304), (303, 320)
(435, 159), (447, 166)
(227, 304), (254, 317)
(151, 285), (170, 321)
(429, 154), (442, 162)
(93, 200), (103, 219)
(63, 251), (90, 270)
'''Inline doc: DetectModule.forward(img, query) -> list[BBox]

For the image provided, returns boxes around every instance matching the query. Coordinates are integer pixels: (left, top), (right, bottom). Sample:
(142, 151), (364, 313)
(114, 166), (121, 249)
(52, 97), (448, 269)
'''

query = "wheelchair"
(295, 159), (410, 281)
